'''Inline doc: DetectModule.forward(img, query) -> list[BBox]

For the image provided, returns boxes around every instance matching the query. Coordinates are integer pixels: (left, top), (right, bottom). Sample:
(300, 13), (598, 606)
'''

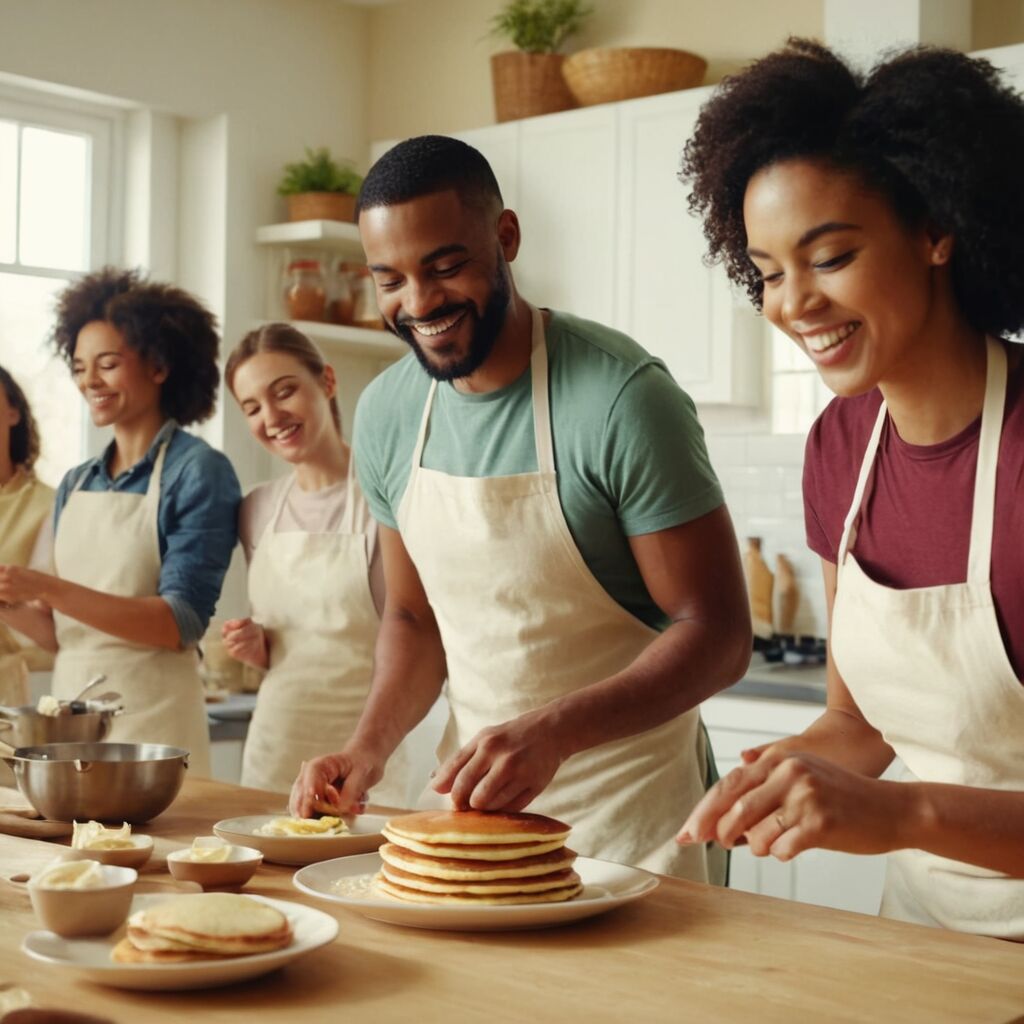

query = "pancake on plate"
(110, 893), (292, 963)
(375, 810), (581, 906)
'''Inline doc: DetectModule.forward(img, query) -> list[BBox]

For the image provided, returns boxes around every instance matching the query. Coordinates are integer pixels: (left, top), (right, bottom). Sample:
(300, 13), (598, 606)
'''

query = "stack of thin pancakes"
(374, 810), (582, 905)
(111, 893), (293, 963)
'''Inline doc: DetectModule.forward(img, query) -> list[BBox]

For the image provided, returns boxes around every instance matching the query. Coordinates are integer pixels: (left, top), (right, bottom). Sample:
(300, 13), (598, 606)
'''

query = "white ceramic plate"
(213, 814), (388, 866)
(21, 893), (338, 991)
(293, 852), (659, 931)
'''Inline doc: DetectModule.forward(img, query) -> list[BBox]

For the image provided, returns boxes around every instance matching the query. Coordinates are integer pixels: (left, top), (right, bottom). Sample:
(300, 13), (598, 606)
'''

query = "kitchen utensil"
(0, 704), (121, 748)
(774, 554), (800, 635)
(2, 743), (189, 823)
(73, 675), (108, 703)
(743, 537), (774, 640)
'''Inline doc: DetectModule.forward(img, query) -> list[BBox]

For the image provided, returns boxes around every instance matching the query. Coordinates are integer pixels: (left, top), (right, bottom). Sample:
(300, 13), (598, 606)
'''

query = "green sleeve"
(353, 387), (400, 530)
(603, 363), (724, 536)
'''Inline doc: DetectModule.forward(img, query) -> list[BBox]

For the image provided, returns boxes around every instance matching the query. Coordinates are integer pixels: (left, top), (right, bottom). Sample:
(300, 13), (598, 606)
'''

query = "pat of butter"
(255, 816), (348, 837)
(36, 694), (61, 717)
(190, 836), (231, 863)
(72, 819), (135, 851)
(33, 858), (105, 890)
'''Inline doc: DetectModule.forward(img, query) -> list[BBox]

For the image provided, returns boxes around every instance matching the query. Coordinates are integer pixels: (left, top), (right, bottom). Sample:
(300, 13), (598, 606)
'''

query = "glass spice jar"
(283, 258), (327, 321)
(327, 259), (356, 325)
(350, 265), (385, 330)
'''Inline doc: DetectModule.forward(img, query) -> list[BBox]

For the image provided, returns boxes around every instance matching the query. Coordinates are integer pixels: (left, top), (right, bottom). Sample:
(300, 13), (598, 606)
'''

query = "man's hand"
(432, 709), (565, 812)
(288, 748), (383, 818)
(676, 744), (910, 859)
(221, 617), (269, 670)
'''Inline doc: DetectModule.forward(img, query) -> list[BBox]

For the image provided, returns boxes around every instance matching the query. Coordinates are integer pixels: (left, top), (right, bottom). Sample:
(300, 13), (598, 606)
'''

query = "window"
(770, 325), (832, 434)
(0, 90), (119, 486)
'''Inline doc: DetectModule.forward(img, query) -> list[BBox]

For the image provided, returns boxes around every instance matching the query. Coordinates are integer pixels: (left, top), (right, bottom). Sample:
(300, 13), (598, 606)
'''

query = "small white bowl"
(61, 834), (154, 870)
(166, 844), (263, 890)
(28, 863), (138, 937)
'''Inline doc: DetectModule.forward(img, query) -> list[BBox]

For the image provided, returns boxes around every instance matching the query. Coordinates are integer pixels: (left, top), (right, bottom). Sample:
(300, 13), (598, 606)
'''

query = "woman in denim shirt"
(0, 268), (240, 774)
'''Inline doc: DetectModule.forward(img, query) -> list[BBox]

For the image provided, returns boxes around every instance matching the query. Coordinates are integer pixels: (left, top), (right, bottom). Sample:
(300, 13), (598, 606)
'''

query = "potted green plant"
(489, 0), (593, 123)
(277, 147), (364, 223)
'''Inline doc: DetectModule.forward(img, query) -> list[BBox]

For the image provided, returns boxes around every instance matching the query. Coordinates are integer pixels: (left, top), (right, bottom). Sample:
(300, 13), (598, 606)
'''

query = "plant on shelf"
(488, 0), (593, 123)
(277, 147), (364, 223)
(491, 0), (592, 53)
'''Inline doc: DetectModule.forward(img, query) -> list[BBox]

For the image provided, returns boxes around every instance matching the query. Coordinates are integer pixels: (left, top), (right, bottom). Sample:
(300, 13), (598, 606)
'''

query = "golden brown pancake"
(379, 842), (577, 881)
(117, 893), (292, 959)
(373, 872), (583, 905)
(379, 830), (565, 860)
(111, 937), (233, 964)
(380, 863), (579, 895)
(384, 810), (571, 846)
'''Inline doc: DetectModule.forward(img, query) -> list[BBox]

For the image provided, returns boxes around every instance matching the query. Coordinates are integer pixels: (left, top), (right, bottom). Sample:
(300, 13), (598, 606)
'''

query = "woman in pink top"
(677, 41), (1024, 936)
(224, 323), (410, 805)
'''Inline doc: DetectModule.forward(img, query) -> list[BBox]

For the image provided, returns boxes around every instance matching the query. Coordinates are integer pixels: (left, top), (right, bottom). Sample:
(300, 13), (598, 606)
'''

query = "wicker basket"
(286, 192), (357, 223)
(562, 47), (707, 106)
(490, 51), (577, 123)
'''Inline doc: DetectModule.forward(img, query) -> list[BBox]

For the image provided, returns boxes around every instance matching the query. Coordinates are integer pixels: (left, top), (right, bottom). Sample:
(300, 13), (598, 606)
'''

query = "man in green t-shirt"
(290, 135), (751, 880)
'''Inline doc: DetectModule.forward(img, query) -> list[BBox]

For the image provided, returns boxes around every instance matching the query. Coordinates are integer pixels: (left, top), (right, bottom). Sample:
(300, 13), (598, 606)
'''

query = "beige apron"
(241, 462), (412, 805)
(831, 336), (1024, 937)
(397, 306), (714, 879)
(52, 437), (210, 775)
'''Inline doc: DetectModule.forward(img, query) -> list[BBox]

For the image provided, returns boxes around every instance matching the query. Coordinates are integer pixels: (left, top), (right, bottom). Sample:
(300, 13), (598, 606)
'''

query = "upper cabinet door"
(513, 105), (619, 325)
(616, 89), (762, 405)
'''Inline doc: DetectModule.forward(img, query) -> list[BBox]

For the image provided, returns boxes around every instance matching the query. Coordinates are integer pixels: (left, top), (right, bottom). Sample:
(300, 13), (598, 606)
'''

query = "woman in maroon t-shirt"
(675, 40), (1024, 937)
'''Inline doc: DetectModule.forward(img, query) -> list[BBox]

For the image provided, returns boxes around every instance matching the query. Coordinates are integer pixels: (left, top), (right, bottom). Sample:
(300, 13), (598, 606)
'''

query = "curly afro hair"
(681, 38), (1024, 338)
(0, 364), (41, 471)
(52, 267), (221, 426)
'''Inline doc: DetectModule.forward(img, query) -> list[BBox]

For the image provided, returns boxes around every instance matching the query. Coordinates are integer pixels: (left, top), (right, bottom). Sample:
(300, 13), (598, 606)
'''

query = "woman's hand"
(221, 617), (269, 669)
(432, 709), (565, 813)
(677, 744), (911, 860)
(288, 748), (379, 818)
(0, 565), (52, 607)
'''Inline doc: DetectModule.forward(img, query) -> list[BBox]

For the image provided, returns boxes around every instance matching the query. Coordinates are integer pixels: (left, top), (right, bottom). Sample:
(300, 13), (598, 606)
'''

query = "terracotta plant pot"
(286, 192), (357, 223)
(490, 51), (577, 123)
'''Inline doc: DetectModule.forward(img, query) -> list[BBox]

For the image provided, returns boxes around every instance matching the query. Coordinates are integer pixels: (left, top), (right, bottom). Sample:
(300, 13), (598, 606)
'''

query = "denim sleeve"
(157, 443), (241, 647)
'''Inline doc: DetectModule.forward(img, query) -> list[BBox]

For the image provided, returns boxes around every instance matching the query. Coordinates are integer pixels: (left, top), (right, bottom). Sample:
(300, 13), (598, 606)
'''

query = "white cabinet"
(616, 89), (763, 405)
(703, 694), (888, 916)
(435, 86), (763, 406)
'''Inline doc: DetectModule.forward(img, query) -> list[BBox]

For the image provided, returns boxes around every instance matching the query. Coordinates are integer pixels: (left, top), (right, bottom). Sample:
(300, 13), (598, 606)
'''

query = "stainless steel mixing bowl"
(0, 705), (118, 748)
(3, 743), (189, 823)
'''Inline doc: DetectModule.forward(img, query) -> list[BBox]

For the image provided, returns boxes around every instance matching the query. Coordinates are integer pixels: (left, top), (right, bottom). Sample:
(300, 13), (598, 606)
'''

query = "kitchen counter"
(725, 653), (828, 705)
(1, 778), (1022, 1022)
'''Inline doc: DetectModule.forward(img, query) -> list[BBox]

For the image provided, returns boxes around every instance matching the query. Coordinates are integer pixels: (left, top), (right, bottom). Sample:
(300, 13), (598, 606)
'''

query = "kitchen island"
(0, 777), (1022, 1023)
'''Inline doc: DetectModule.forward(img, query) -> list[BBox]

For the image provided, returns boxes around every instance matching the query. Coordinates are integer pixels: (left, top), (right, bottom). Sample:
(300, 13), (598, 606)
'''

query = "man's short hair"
(356, 135), (503, 217)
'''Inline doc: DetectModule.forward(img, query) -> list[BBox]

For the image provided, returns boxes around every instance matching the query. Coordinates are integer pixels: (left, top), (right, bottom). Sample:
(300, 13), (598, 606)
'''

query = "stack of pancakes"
(111, 893), (292, 963)
(374, 810), (582, 905)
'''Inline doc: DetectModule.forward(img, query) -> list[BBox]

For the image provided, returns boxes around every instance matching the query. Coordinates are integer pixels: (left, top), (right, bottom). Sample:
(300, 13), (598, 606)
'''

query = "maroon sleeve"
(803, 411), (837, 563)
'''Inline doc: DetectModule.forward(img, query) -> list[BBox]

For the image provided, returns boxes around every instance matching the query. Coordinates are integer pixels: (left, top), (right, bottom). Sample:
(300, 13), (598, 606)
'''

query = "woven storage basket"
(287, 192), (357, 223)
(491, 51), (577, 123)
(562, 47), (707, 106)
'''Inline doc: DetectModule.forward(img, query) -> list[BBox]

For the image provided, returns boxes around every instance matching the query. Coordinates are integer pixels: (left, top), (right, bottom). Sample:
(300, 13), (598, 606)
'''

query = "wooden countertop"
(1, 777), (1022, 1023)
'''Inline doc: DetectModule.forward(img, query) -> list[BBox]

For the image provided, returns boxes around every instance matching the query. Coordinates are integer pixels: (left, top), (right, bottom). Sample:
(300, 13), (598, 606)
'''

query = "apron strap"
(341, 450), (361, 535)
(966, 336), (1007, 585)
(410, 380), (439, 471)
(527, 306), (555, 475)
(837, 402), (887, 564)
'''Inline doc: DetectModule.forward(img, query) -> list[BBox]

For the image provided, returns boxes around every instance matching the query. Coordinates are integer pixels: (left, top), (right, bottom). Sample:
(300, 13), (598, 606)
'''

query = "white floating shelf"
(255, 319), (405, 360)
(256, 220), (364, 257)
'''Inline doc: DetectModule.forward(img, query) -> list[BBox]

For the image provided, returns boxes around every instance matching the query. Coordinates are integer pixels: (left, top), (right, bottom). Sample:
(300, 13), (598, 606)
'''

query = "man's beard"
(390, 263), (511, 382)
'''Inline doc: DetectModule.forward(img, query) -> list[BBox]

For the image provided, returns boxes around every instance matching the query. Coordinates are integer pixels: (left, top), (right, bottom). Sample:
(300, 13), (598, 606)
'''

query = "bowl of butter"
(61, 820), (154, 869)
(166, 836), (263, 890)
(28, 859), (137, 936)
